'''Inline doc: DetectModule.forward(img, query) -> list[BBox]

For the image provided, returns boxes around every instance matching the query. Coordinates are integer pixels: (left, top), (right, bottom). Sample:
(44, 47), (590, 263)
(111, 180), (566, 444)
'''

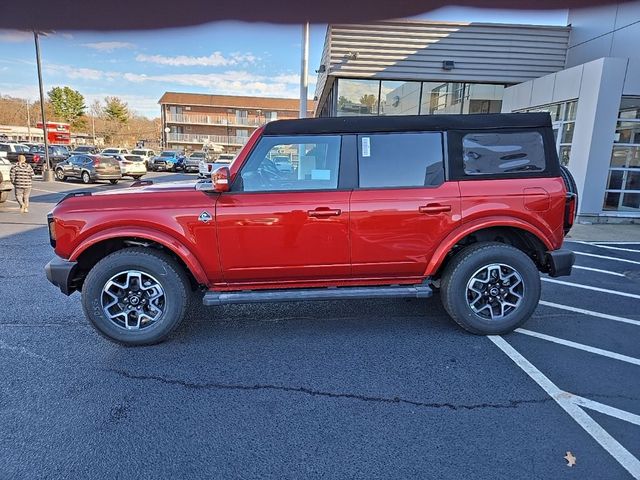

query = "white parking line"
(542, 278), (640, 300)
(573, 251), (640, 265)
(489, 336), (640, 478)
(591, 241), (640, 245)
(31, 187), (64, 194)
(515, 328), (640, 366)
(572, 395), (640, 427)
(570, 240), (640, 254)
(572, 265), (626, 277)
(539, 300), (640, 327)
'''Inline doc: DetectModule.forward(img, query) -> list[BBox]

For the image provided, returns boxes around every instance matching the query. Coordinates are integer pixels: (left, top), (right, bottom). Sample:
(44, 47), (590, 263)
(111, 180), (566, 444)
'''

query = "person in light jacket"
(9, 154), (34, 213)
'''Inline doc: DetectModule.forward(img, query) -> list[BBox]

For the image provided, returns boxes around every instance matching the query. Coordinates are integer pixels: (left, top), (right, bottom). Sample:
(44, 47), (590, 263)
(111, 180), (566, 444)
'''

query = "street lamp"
(164, 127), (170, 148)
(34, 30), (54, 181)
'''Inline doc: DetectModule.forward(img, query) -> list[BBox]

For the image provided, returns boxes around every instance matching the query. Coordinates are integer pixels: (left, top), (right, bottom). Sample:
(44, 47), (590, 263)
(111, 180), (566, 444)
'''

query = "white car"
(0, 157), (12, 203)
(198, 153), (236, 179)
(114, 154), (147, 180)
(0, 143), (30, 158)
(130, 148), (156, 167)
(101, 148), (130, 157)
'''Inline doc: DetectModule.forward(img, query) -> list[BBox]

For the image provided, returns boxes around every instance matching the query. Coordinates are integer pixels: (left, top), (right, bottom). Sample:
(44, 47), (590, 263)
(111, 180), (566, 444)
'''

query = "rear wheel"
(81, 248), (191, 345)
(109, 179), (119, 185)
(81, 171), (91, 184)
(132, 175), (142, 180)
(440, 242), (540, 335)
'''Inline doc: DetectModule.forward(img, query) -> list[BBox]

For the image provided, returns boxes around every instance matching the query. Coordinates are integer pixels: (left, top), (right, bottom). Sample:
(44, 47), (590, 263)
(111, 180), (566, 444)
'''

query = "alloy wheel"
(465, 263), (524, 320)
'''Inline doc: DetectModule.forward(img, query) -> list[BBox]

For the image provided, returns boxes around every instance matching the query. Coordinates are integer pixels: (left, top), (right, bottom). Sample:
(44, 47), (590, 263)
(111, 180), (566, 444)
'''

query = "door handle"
(308, 208), (341, 217)
(419, 204), (451, 214)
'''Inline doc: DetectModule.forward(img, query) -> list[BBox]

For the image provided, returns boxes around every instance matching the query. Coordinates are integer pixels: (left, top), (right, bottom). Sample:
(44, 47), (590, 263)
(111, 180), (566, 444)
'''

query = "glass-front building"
(325, 78), (506, 118)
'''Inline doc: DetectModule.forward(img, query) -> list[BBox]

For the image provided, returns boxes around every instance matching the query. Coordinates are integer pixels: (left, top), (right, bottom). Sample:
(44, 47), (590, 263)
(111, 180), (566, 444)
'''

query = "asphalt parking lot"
(1, 172), (639, 479)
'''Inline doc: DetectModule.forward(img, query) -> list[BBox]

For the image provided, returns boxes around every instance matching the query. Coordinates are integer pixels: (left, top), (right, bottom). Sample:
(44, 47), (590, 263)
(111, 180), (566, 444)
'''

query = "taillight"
(564, 193), (577, 235)
(47, 214), (56, 248)
(33, 154), (41, 162)
(94, 158), (100, 166)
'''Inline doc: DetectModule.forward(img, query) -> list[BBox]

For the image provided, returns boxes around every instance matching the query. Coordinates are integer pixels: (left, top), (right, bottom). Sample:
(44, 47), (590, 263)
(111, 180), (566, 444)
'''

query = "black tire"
(0, 190), (8, 203)
(109, 179), (119, 185)
(440, 242), (540, 335)
(81, 247), (191, 346)
(55, 169), (66, 181)
(132, 175), (142, 180)
(81, 171), (92, 184)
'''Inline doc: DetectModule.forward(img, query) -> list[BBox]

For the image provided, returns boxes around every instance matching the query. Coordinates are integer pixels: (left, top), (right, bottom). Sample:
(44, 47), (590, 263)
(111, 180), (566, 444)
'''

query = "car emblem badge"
(198, 211), (212, 223)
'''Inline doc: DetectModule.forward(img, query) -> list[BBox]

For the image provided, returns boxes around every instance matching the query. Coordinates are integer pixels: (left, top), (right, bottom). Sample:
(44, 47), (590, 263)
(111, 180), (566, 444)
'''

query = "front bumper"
(546, 249), (575, 277)
(45, 256), (79, 295)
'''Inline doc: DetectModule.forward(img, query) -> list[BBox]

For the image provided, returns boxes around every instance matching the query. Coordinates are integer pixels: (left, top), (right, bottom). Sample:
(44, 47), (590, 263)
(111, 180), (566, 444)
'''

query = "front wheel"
(131, 175), (142, 180)
(81, 248), (191, 345)
(440, 242), (540, 335)
(55, 169), (66, 181)
(81, 171), (92, 184)
(109, 179), (119, 185)
(0, 190), (8, 203)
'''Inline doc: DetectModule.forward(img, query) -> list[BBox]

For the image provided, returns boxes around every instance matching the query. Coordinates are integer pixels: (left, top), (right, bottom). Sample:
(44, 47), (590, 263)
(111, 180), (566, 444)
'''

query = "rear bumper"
(93, 173), (121, 180)
(546, 249), (575, 277)
(45, 256), (79, 295)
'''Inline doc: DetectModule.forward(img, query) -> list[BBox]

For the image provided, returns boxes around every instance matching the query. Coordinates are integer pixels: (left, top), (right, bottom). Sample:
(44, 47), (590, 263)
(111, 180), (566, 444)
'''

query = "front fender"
(68, 226), (209, 285)
(424, 216), (555, 276)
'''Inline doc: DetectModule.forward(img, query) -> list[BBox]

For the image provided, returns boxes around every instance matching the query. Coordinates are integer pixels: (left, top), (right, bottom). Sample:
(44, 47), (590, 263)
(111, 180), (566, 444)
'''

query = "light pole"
(164, 127), (170, 148)
(34, 30), (54, 181)
(299, 22), (309, 119)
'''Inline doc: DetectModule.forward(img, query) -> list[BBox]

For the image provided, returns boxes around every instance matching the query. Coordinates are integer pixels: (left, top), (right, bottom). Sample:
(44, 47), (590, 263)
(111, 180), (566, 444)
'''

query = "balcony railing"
(166, 113), (264, 127)
(167, 133), (250, 146)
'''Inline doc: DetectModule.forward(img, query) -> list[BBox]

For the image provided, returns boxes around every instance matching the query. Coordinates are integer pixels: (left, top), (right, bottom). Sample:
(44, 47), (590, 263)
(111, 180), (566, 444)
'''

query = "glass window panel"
(607, 170), (624, 190)
(420, 82), (465, 115)
(462, 132), (545, 175)
(553, 127), (559, 142)
(336, 79), (380, 117)
(564, 101), (578, 121)
(559, 145), (571, 166)
(561, 122), (575, 143)
(358, 133), (443, 188)
(611, 146), (638, 167)
(379, 81), (420, 115)
(464, 83), (504, 114)
(622, 192), (640, 210)
(625, 171), (640, 190)
(619, 97), (640, 120)
(239, 135), (341, 192)
(603, 192), (621, 210)
(615, 122), (640, 144)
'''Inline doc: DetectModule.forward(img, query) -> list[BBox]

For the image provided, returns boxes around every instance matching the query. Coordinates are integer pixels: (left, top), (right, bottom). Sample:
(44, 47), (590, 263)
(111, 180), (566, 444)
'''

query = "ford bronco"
(45, 113), (577, 345)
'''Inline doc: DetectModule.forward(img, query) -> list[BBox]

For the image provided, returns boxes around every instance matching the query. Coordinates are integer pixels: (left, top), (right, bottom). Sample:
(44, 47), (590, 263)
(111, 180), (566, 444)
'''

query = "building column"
(570, 57), (627, 216)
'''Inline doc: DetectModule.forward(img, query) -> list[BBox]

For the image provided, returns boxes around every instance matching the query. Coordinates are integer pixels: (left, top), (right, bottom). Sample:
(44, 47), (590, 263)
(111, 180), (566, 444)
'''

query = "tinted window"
(358, 133), (444, 188)
(160, 151), (176, 157)
(239, 135), (341, 192)
(0, 145), (9, 152)
(463, 132), (545, 175)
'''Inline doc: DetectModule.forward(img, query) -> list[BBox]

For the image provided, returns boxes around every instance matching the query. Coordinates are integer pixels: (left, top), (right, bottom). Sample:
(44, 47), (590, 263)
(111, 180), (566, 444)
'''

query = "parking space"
(1, 177), (639, 478)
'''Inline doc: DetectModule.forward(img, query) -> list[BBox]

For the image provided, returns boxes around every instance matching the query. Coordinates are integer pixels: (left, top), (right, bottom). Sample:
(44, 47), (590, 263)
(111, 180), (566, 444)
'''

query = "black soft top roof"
(263, 113), (551, 136)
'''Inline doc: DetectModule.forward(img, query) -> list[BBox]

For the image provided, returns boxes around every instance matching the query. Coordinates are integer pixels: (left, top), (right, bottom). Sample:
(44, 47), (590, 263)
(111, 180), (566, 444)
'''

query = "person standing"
(10, 154), (34, 213)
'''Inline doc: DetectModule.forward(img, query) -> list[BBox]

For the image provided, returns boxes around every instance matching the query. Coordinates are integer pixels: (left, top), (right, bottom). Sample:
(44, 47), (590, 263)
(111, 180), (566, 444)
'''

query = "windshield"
(131, 150), (147, 155)
(160, 151), (176, 157)
(102, 149), (117, 154)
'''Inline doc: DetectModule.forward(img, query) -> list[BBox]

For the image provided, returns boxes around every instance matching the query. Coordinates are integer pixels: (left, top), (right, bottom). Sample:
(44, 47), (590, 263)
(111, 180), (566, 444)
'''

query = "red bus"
(37, 122), (71, 145)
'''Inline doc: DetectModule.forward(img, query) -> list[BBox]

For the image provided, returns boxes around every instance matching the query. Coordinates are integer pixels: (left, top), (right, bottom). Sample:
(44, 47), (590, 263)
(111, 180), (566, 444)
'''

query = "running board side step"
(203, 284), (433, 306)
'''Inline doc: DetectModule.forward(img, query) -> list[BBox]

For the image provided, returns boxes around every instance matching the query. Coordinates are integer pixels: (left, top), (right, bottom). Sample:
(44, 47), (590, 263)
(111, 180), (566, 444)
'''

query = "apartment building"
(159, 92), (314, 154)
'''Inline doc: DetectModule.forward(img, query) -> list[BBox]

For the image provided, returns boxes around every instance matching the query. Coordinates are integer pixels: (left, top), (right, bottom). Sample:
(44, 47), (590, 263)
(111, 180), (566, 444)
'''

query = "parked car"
(45, 113), (577, 345)
(149, 150), (185, 172)
(130, 149), (156, 167)
(0, 142), (31, 159)
(54, 154), (122, 184)
(198, 153), (235, 178)
(101, 148), (130, 157)
(0, 157), (12, 203)
(72, 145), (100, 155)
(184, 151), (208, 173)
(3, 144), (69, 174)
(114, 154), (147, 180)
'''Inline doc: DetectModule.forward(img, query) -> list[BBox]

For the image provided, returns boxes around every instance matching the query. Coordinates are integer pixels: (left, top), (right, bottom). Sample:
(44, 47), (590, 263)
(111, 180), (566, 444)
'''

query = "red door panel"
(216, 191), (351, 283)
(350, 182), (461, 277)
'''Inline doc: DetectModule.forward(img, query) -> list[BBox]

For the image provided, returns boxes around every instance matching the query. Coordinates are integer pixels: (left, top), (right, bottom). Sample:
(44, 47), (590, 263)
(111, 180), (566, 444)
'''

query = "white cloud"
(81, 41), (135, 52)
(0, 84), (40, 100)
(135, 51), (257, 67)
(0, 30), (32, 43)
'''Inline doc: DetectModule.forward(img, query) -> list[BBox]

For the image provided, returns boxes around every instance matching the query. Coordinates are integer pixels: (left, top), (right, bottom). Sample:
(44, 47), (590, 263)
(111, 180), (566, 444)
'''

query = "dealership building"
(314, 2), (640, 221)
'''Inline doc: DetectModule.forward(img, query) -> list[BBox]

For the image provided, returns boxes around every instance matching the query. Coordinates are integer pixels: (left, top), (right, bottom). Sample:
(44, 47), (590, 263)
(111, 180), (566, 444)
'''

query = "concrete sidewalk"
(566, 222), (640, 242)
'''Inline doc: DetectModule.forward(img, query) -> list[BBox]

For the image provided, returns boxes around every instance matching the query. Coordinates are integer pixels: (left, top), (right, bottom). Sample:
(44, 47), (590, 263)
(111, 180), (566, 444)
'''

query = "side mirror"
(212, 166), (230, 192)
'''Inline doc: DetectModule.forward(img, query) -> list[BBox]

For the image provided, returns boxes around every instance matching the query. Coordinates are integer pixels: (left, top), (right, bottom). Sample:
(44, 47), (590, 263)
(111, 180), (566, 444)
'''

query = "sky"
(0, 7), (568, 119)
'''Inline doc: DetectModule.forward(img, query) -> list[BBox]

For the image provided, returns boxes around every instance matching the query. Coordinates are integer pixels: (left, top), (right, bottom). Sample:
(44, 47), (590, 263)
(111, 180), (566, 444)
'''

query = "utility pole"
(34, 31), (54, 181)
(299, 22), (309, 119)
(91, 115), (96, 144)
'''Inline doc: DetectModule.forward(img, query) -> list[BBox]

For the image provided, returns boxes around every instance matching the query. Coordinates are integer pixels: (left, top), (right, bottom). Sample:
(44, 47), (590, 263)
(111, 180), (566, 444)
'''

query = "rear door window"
(462, 131), (545, 175)
(357, 132), (444, 188)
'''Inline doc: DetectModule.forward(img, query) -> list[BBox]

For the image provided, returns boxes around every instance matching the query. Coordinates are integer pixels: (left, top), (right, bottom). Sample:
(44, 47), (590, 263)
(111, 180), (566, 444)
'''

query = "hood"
(91, 179), (197, 196)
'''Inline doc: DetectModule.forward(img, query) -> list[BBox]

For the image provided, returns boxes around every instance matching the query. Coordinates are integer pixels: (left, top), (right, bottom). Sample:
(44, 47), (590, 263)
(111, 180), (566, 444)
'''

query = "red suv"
(45, 113), (576, 345)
